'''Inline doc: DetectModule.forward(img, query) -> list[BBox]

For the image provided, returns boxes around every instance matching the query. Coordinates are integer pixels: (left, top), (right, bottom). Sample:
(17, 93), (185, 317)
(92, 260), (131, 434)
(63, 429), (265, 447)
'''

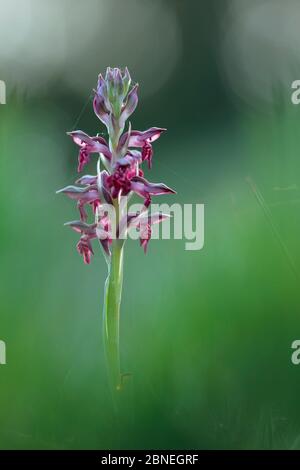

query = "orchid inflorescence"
(57, 67), (175, 393)
(57, 67), (175, 264)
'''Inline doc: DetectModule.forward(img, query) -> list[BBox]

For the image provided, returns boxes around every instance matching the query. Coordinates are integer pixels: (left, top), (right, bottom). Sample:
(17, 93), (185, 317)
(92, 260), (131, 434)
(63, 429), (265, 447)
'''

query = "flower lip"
(77, 236), (94, 264)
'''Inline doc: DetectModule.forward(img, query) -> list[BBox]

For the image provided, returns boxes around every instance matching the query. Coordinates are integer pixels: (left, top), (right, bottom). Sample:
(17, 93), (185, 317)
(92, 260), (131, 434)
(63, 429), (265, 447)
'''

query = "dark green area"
(1, 0), (300, 450)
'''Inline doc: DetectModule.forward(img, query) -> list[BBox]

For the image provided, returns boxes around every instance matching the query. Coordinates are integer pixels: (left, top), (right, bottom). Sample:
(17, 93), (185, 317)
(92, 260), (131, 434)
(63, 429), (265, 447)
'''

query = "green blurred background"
(1, 0), (300, 450)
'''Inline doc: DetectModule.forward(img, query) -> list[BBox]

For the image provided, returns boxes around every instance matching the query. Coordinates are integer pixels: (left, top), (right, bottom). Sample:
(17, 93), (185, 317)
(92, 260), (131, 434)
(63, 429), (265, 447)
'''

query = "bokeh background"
(1, 0), (300, 450)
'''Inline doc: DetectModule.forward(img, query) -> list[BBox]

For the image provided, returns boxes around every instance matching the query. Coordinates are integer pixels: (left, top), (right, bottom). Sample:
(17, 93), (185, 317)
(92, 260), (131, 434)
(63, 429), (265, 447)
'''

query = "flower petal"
(120, 84), (139, 126)
(64, 220), (97, 236)
(117, 150), (142, 167)
(56, 185), (99, 202)
(119, 127), (166, 149)
(96, 222), (111, 256)
(128, 211), (170, 227)
(76, 175), (98, 185)
(68, 131), (111, 172)
(68, 131), (111, 156)
(67, 130), (91, 147)
(122, 67), (131, 96)
(141, 142), (153, 169)
(77, 236), (94, 264)
(130, 176), (176, 200)
(93, 92), (110, 126)
(139, 223), (151, 254)
(97, 170), (113, 205)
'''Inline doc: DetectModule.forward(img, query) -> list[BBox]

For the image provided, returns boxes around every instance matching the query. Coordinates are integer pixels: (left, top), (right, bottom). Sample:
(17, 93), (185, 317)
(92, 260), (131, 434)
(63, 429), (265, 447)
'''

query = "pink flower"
(64, 217), (112, 263)
(118, 127), (166, 169)
(56, 185), (100, 222)
(68, 131), (111, 172)
(58, 67), (176, 261)
(130, 176), (175, 205)
(77, 236), (94, 264)
(127, 212), (171, 253)
(106, 165), (144, 199)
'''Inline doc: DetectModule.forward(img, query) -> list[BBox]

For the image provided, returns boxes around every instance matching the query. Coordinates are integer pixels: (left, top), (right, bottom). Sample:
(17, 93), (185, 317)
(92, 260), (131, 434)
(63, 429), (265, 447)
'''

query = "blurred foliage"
(1, 0), (300, 450)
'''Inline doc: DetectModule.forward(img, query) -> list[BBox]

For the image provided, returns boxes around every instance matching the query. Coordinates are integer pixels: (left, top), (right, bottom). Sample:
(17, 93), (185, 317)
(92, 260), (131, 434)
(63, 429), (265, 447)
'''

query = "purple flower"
(118, 127), (166, 169)
(68, 131), (111, 172)
(77, 236), (94, 264)
(119, 127), (166, 148)
(58, 67), (176, 261)
(106, 165), (144, 199)
(130, 176), (175, 202)
(64, 217), (112, 263)
(127, 212), (171, 253)
(58, 67), (178, 395)
(56, 185), (100, 221)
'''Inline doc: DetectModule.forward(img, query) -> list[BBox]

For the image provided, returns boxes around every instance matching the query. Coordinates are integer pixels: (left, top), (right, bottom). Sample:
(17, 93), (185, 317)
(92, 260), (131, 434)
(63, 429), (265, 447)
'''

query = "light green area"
(0, 97), (300, 449)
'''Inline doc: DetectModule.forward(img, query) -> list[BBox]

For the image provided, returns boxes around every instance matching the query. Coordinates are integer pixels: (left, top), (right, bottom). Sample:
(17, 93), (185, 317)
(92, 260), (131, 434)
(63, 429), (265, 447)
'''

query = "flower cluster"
(57, 67), (175, 264)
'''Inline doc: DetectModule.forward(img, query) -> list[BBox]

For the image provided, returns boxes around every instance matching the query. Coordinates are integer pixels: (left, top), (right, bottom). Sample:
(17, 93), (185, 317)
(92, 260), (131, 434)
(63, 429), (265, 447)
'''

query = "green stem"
(103, 239), (124, 394)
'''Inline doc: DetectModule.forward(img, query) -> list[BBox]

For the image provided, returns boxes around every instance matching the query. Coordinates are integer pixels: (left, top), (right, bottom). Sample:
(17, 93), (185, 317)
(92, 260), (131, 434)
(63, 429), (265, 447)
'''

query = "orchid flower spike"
(57, 67), (176, 394)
